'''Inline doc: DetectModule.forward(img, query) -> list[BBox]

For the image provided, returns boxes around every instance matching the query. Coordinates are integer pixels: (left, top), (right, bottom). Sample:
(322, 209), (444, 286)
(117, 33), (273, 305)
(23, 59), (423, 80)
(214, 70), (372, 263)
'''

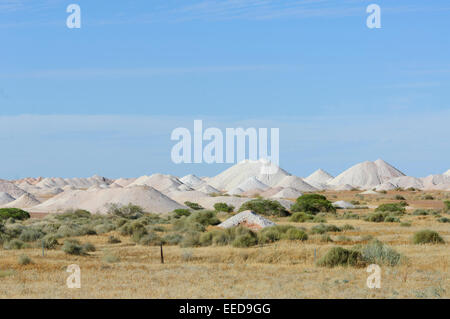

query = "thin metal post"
(160, 243), (164, 264)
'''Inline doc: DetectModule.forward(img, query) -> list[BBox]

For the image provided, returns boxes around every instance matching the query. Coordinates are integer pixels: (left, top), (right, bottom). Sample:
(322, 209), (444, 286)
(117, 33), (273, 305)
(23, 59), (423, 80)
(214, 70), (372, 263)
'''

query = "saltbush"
(412, 230), (445, 244)
(184, 201), (204, 211)
(213, 202), (234, 213)
(316, 247), (363, 267)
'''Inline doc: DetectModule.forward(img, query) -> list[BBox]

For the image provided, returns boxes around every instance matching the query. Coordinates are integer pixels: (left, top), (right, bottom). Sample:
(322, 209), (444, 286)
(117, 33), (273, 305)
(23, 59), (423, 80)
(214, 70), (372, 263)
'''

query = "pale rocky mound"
(208, 159), (290, 191)
(0, 181), (28, 199)
(0, 192), (15, 205)
(271, 187), (303, 199)
(328, 184), (355, 191)
(180, 174), (205, 188)
(109, 183), (123, 189)
(227, 187), (245, 196)
(360, 190), (379, 195)
(274, 176), (317, 192)
(327, 159), (405, 189)
(259, 187), (284, 198)
(332, 200), (355, 209)
(375, 176), (424, 191)
(126, 174), (183, 193)
(304, 169), (334, 189)
(237, 177), (270, 192)
(36, 175), (113, 189)
(113, 178), (136, 187)
(4, 193), (41, 208)
(30, 185), (185, 214)
(444, 169), (450, 176)
(177, 184), (194, 192)
(218, 210), (276, 230)
(196, 184), (220, 194)
(241, 188), (265, 197)
(420, 174), (450, 190)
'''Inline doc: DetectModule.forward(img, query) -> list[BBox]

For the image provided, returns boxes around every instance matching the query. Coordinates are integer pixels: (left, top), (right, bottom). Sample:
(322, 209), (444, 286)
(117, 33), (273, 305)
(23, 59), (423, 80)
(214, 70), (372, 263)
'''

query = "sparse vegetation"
(238, 199), (289, 217)
(184, 201), (204, 210)
(213, 202), (234, 213)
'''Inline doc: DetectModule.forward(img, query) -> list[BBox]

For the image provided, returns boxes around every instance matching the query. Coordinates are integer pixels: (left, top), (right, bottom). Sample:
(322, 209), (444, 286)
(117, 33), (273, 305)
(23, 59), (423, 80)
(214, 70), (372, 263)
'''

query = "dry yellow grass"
(0, 190), (449, 299)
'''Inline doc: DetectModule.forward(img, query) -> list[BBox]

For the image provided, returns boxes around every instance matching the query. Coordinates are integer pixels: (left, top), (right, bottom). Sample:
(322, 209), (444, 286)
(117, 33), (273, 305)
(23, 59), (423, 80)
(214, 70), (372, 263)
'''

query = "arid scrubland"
(0, 190), (449, 299)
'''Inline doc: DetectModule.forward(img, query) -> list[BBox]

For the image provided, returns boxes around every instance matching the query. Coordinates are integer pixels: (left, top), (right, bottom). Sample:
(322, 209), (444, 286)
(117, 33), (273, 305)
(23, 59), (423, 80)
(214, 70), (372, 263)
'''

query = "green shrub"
(285, 228), (308, 241)
(238, 199), (289, 217)
(213, 202), (234, 213)
(103, 252), (120, 263)
(444, 201), (450, 213)
(316, 247), (363, 267)
(291, 194), (336, 214)
(336, 235), (352, 242)
(162, 233), (183, 245)
(437, 217), (450, 223)
(42, 235), (59, 249)
(4, 239), (25, 250)
(358, 240), (402, 266)
(94, 223), (115, 234)
(139, 232), (162, 246)
(54, 209), (91, 220)
(180, 231), (201, 247)
(232, 232), (258, 248)
(173, 218), (205, 232)
(384, 215), (400, 223)
(19, 228), (45, 242)
(184, 201), (204, 210)
(341, 224), (355, 231)
(423, 195), (434, 200)
(310, 224), (341, 234)
(106, 203), (145, 219)
(107, 236), (121, 244)
(320, 234), (333, 242)
(394, 195), (406, 200)
(82, 242), (96, 252)
(258, 227), (283, 243)
(340, 211), (360, 220)
(199, 232), (214, 246)
(187, 210), (220, 226)
(412, 209), (430, 216)
(0, 208), (30, 221)
(18, 254), (32, 265)
(400, 222), (412, 227)
(365, 212), (387, 223)
(412, 230), (445, 244)
(375, 203), (406, 214)
(172, 209), (191, 218)
(289, 212), (314, 223)
(62, 239), (86, 255)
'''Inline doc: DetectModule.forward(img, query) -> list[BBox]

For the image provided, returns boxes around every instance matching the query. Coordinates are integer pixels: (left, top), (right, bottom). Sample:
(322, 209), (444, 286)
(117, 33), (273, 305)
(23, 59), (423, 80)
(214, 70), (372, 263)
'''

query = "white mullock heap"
(217, 210), (276, 229)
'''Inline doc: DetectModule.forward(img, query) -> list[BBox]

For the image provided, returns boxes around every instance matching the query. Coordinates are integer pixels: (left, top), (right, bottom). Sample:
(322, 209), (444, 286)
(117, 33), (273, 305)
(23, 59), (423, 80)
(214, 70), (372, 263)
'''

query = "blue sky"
(0, 0), (449, 179)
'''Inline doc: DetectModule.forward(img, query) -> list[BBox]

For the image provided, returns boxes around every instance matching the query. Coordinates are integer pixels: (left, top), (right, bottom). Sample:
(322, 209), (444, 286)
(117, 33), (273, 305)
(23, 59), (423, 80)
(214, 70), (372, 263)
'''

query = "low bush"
(103, 252), (120, 263)
(62, 239), (86, 255)
(239, 199), (289, 217)
(285, 228), (308, 241)
(310, 224), (341, 234)
(162, 233), (183, 245)
(341, 224), (355, 231)
(82, 242), (96, 252)
(289, 212), (314, 223)
(412, 209), (431, 216)
(316, 247), (363, 267)
(0, 208), (30, 221)
(106, 203), (145, 219)
(107, 236), (121, 244)
(42, 235), (59, 249)
(180, 231), (201, 248)
(232, 232), (258, 248)
(423, 195), (434, 200)
(375, 203), (406, 214)
(213, 202), (234, 213)
(184, 201), (204, 211)
(291, 194), (336, 214)
(171, 209), (191, 219)
(412, 230), (445, 244)
(437, 217), (450, 223)
(394, 195), (406, 200)
(358, 240), (402, 266)
(139, 232), (162, 246)
(18, 254), (32, 265)
(444, 201), (450, 213)
(4, 239), (25, 250)
(384, 215), (400, 223)
(320, 234), (333, 242)
(19, 228), (45, 242)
